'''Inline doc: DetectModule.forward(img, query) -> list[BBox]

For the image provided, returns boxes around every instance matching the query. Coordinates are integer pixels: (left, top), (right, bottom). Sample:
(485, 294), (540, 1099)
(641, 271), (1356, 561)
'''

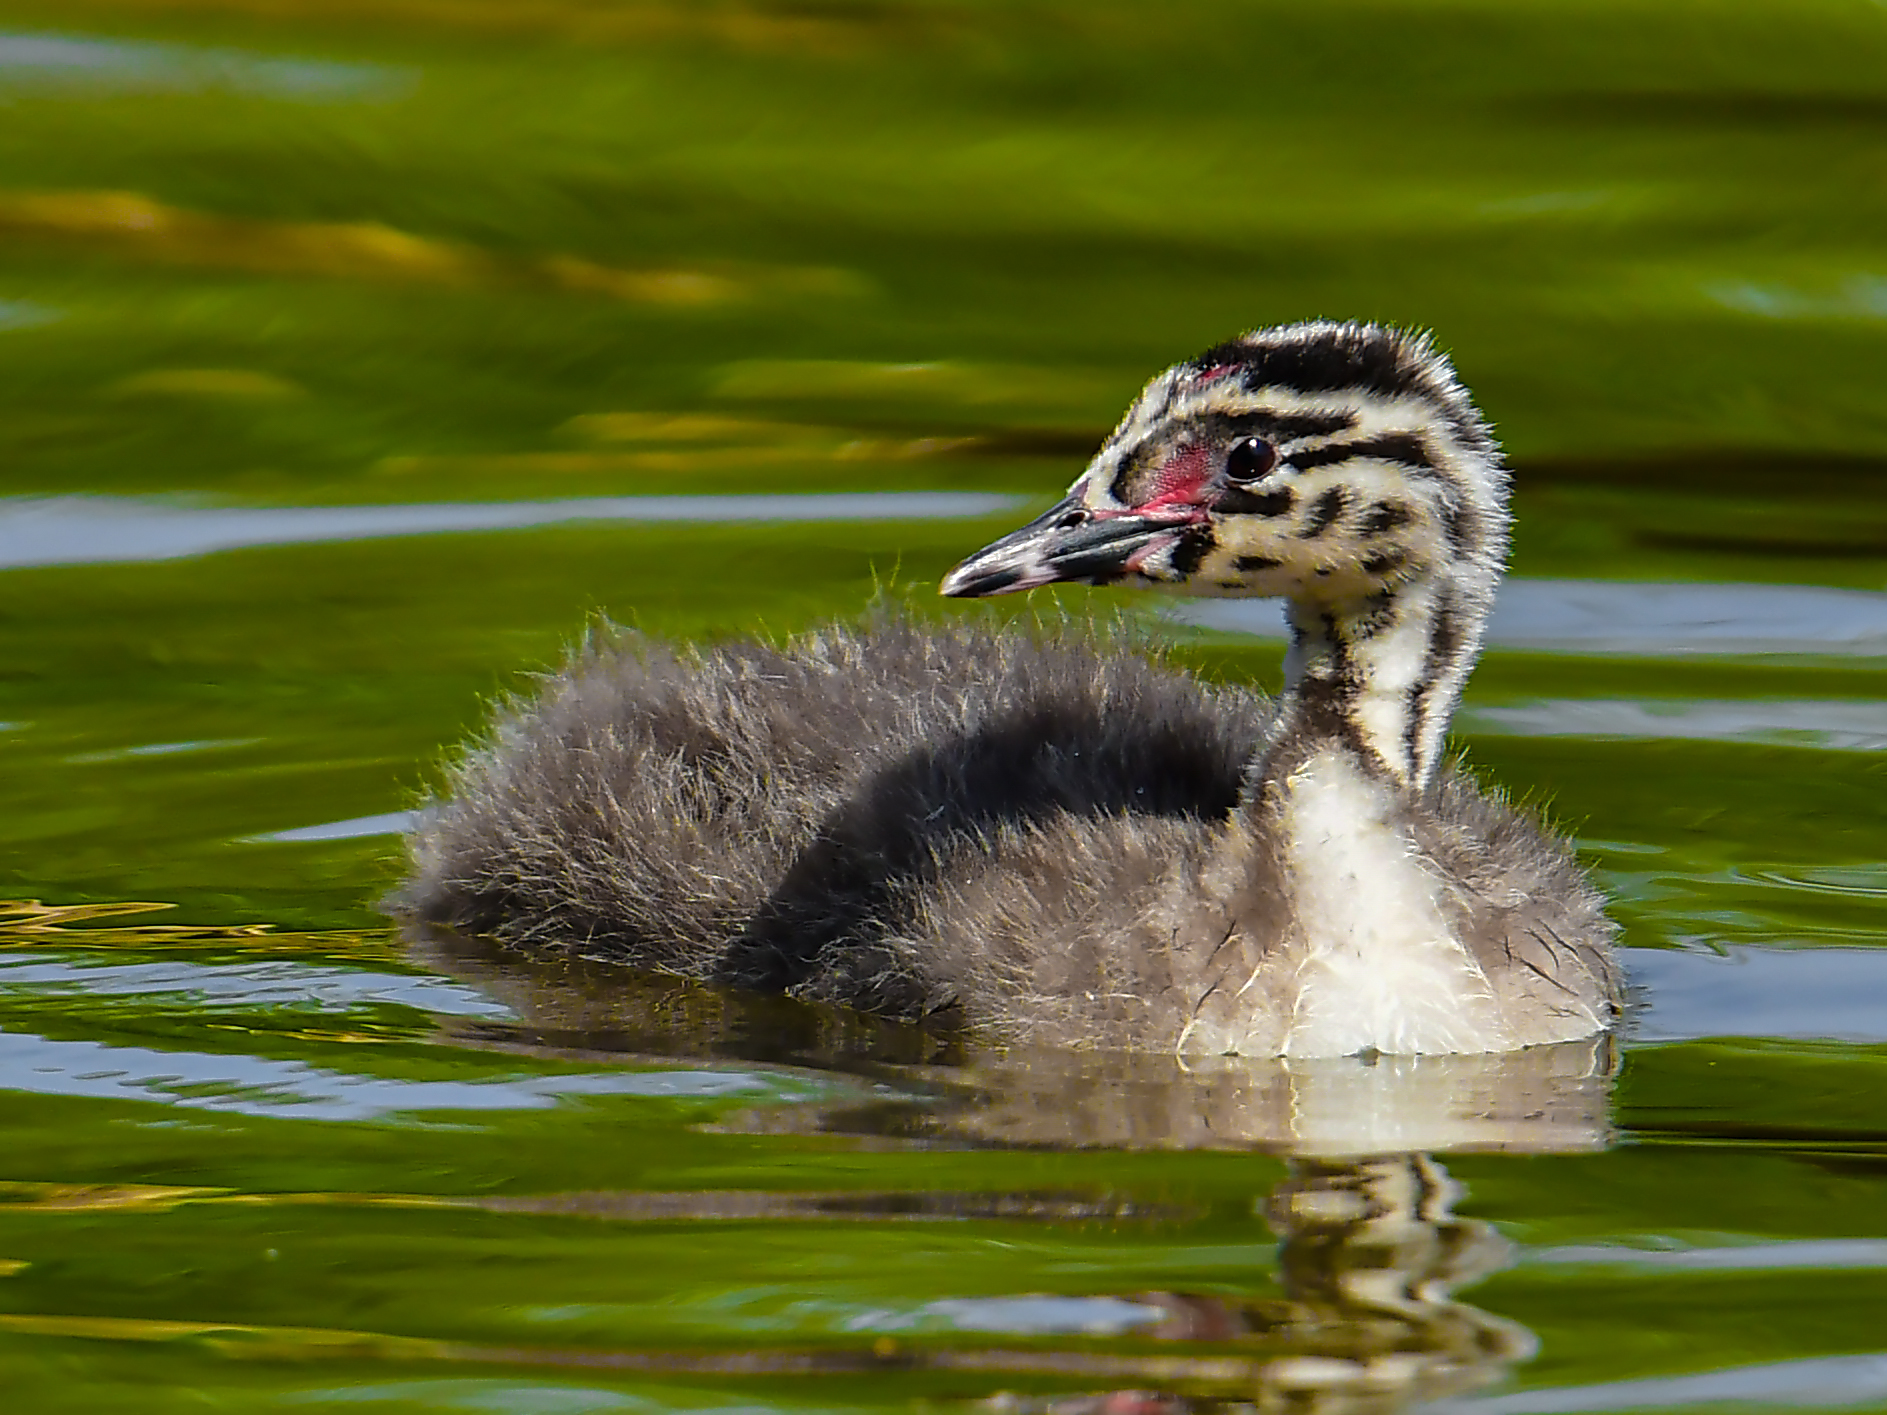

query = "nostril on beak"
(1054, 509), (1089, 529)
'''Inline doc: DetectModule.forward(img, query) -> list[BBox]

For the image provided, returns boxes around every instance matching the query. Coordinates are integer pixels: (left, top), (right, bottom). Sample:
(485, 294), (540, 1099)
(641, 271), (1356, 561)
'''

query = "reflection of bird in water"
(996, 1154), (1533, 1415)
(1255, 1154), (1534, 1407)
(399, 940), (1588, 1413)
(410, 925), (1616, 1152)
(393, 321), (1619, 1056)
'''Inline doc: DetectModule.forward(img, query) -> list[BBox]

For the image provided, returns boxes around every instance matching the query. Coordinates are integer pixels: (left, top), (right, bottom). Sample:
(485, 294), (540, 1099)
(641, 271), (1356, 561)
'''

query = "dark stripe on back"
(1290, 432), (1438, 474)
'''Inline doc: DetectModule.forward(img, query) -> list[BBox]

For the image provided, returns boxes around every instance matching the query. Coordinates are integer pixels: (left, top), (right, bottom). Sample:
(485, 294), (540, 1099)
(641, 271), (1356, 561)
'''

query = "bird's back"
(392, 615), (1269, 984)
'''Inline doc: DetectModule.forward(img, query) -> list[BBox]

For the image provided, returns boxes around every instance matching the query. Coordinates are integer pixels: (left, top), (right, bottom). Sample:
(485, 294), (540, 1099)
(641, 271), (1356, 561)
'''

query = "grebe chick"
(392, 321), (1620, 1056)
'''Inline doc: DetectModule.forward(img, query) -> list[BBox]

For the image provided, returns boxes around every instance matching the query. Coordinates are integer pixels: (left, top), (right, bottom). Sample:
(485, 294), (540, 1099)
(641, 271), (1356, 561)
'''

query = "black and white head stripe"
(944, 321), (1512, 789)
(1073, 323), (1504, 530)
(1186, 322), (1493, 447)
(1080, 323), (1510, 788)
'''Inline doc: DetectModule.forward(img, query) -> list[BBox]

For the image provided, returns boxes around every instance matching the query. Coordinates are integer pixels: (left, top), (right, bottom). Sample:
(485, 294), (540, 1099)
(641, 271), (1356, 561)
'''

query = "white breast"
(1273, 750), (1512, 1057)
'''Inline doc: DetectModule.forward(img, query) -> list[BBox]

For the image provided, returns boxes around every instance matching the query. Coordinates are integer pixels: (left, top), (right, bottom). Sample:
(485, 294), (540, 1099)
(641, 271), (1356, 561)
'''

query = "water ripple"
(1626, 944), (1887, 1044)
(1177, 579), (1887, 656)
(1433, 1350), (1887, 1413)
(0, 1029), (769, 1121)
(1461, 699), (1887, 750)
(0, 952), (509, 1019)
(0, 31), (405, 101)
(0, 493), (1027, 570)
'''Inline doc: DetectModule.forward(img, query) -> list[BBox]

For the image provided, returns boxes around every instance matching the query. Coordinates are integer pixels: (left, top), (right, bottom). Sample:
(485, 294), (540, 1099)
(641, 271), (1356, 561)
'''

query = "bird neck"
(1268, 560), (1490, 791)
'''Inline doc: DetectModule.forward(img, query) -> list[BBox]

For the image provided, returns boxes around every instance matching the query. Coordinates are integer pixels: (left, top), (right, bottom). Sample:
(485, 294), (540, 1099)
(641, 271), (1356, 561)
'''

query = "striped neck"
(1273, 559), (1490, 790)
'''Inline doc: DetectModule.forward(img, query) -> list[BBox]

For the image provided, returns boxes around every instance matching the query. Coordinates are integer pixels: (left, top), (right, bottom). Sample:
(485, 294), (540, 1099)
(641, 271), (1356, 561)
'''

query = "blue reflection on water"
(1433, 1350), (1887, 1414)
(1627, 944), (1887, 1044)
(0, 31), (405, 100)
(252, 811), (419, 844)
(1461, 698), (1887, 750)
(1531, 1239), (1887, 1272)
(0, 1027), (770, 1121)
(0, 493), (1028, 569)
(0, 299), (56, 330)
(1178, 579), (1887, 656)
(0, 951), (508, 1018)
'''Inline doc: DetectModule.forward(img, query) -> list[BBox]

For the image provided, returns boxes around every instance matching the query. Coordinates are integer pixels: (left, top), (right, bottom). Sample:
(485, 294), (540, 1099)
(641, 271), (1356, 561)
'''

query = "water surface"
(0, 2), (1883, 1411)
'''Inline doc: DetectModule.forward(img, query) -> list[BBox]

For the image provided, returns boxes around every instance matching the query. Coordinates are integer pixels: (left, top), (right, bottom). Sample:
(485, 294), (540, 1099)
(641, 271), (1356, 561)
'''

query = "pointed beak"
(939, 494), (1196, 598)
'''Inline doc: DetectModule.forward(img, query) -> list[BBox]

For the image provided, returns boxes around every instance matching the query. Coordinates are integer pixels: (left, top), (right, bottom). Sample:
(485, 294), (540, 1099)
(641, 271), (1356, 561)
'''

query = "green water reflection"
(0, 0), (1884, 1410)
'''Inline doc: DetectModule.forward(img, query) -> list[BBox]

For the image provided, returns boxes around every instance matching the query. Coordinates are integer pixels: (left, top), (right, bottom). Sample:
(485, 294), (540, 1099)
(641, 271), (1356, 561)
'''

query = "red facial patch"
(1140, 444), (1213, 510)
(1193, 363), (1242, 385)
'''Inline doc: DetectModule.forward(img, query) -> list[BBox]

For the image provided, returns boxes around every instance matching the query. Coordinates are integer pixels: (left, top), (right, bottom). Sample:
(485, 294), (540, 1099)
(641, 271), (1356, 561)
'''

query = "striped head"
(942, 322), (1513, 786)
(940, 321), (1508, 611)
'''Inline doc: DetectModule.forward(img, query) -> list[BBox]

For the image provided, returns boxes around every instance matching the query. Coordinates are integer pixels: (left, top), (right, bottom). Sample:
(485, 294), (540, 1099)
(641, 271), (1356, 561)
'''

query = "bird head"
(940, 322), (1506, 607)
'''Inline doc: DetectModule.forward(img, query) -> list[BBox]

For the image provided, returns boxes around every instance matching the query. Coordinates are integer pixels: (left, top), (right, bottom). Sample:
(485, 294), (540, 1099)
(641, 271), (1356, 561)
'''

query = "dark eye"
(1224, 437), (1278, 483)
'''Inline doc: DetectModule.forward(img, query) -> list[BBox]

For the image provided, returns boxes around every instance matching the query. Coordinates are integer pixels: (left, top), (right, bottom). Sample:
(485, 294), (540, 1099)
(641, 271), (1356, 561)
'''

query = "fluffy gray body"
(392, 617), (1616, 1054)
(394, 322), (1624, 1055)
